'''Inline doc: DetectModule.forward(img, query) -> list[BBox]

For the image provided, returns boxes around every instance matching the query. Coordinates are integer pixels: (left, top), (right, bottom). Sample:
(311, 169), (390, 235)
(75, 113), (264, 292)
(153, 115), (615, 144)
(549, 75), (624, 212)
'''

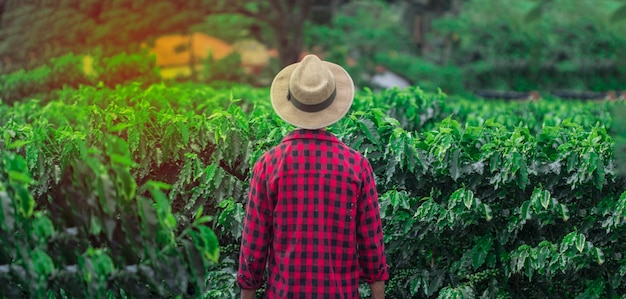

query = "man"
(237, 54), (389, 299)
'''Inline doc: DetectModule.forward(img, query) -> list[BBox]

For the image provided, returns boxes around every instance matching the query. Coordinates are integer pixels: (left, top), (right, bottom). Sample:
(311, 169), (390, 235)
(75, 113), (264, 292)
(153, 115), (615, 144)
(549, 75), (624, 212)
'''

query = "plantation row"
(1, 83), (625, 298)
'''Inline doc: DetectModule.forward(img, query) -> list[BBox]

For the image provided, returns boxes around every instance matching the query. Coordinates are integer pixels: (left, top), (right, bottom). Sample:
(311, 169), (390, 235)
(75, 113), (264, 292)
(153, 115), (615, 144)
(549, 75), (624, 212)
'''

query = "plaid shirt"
(237, 129), (389, 298)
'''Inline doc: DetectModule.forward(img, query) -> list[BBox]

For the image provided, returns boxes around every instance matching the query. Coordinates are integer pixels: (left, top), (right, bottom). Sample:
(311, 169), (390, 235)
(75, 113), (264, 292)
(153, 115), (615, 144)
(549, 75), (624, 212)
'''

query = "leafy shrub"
(0, 51), (161, 105)
(1, 83), (625, 298)
(201, 51), (252, 85)
(95, 51), (161, 88)
(0, 141), (219, 298)
(0, 53), (93, 105)
(614, 104), (626, 176)
(373, 53), (464, 95)
(48, 54), (95, 89)
(0, 66), (53, 104)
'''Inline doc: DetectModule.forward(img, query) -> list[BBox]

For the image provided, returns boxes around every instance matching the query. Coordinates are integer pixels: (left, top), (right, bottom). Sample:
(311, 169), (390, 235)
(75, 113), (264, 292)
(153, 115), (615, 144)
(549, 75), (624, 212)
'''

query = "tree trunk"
(274, 0), (311, 68)
(276, 26), (303, 67)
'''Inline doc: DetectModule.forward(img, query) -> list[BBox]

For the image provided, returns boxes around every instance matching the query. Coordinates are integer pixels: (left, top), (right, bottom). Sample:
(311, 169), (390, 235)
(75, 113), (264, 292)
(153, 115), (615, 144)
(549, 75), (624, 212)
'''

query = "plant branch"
(219, 159), (249, 182)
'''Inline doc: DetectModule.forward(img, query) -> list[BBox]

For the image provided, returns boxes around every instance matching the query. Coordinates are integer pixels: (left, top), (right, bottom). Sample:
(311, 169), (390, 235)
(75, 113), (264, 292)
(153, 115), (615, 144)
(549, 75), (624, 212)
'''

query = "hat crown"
(270, 53), (354, 129)
(289, 55), (336, 106)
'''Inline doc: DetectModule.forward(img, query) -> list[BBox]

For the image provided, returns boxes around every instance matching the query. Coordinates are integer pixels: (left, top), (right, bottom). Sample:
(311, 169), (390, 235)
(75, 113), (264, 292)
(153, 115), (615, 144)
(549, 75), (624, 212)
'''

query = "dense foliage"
(2, 65), (625, 298)
(4, 0), (625, 94)
(305, 1), (414, 88)
(0, 51), (160, 105)
(303, 0), (626, 93)
(349, 89), (625, 298)
(0, 83), (260, 297)
(432, 0), (626, 92)
(615, 104), (626, 177)
(1, 0), (201, 70)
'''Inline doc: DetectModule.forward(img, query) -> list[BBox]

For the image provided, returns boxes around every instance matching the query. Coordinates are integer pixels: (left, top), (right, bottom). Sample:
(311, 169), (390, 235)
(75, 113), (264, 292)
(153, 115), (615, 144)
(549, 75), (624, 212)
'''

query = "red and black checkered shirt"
(237, 129), (389, 298)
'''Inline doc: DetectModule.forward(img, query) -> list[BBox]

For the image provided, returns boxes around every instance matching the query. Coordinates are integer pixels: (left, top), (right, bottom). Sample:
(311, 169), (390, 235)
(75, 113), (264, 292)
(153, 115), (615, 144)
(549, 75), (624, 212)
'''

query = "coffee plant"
(1, 65), (625, 297)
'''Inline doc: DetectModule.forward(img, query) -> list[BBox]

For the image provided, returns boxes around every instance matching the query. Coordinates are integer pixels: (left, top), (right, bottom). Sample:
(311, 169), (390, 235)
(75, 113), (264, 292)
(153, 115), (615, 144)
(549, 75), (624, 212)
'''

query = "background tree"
(305, 0), (414, 87)
(0, 0), (323, 74)
(205, 0), (316, 68)
(432, 0), (626, 91)
(0, 0), (210, 73)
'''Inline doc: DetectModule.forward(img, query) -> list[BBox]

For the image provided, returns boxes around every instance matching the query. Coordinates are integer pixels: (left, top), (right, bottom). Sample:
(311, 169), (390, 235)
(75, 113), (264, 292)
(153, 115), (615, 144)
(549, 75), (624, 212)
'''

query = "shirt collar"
(281, 129), (341, 144)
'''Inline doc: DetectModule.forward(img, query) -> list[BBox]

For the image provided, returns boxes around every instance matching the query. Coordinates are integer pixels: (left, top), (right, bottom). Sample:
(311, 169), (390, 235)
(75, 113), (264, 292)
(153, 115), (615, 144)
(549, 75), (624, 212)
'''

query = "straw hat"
(270, 54), (354, 129)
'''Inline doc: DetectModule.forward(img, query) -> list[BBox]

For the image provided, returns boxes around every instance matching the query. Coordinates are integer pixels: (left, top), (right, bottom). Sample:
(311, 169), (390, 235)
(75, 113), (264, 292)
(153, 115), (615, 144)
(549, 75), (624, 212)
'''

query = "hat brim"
(270, 60), (354, 129)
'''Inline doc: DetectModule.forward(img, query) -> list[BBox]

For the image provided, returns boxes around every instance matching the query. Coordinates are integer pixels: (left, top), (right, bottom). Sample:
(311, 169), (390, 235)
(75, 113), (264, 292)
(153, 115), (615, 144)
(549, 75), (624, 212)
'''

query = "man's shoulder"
(253, 132), (369, 165)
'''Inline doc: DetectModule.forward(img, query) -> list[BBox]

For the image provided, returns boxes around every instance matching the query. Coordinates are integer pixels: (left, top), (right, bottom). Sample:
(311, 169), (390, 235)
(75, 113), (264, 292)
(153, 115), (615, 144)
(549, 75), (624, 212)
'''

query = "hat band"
(288, 88), (337, 113)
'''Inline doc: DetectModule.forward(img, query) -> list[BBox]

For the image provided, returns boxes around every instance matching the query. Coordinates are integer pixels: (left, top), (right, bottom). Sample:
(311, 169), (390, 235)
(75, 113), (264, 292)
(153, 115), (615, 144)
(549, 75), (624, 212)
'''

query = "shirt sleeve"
(356, 158), (390, 283)
(237, 159), (273, 290)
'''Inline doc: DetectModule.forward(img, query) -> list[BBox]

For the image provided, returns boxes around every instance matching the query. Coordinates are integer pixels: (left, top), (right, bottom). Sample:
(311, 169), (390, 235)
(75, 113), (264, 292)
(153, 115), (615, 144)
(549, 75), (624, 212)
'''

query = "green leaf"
(531, 188), (551, 210)
(510, 151), (522, 174)
(358, 118), (380, 145)
(594, 157), (606, 190)
(588, 151), (599, 174)
(575, 233), (586, 253)
(449, 149), (461, 181)
(178, 123), (190, 145)
(561, 232), (576, 253)
(8, 171), (31, 184)
(426, 270), (444, 296)
(194, 206), (204, 223)
(146, 180), (171, 191)
(191, 225), (220, 263)
(536, 242), (552, 271)
(559, 204), (570, 222)
(31, 249), (55, 277)
(517, 156), (529, 188)
(463, 189), (474, 210)
(472, 248), (487, 270)
(390, 190), (411, 210)
(128, 127), (140, 152)
(521, 201), (532, 220)
(195, 215), (213, 225)
(7, 140), (30, 149)
(32, 213), (55, 242)
(594, 247), (605, 265)
(515, 246), (530, 273)
(410, 274), (423, 295)
(483, 204), (493, 222)
(472, 236), (493, 270)
(16, 186), (34, 218)
(90, 216), (103, 236)
(108, 122), (132, 132)
(147, 181), (176, 230)
(109, 153), (134, 167)
(117, 168), (137, 200)
(459, 285), (475, 298)
(204, 164), (217, 183)
(96, 173), (117, 215)
(88, 248), (115, 276)
(490, 154), (501, 173)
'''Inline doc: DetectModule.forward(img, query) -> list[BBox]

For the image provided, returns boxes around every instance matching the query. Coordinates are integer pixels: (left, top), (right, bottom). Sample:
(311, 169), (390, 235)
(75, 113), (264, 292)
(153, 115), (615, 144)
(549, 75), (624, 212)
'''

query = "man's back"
(238, 129), (388, 298)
